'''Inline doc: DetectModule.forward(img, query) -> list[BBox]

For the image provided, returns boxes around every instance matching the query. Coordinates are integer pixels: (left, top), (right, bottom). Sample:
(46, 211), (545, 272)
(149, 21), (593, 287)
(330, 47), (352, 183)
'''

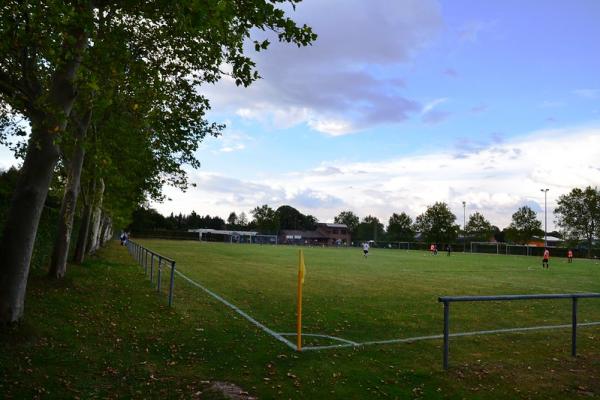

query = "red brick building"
(279, 223), (350, 245)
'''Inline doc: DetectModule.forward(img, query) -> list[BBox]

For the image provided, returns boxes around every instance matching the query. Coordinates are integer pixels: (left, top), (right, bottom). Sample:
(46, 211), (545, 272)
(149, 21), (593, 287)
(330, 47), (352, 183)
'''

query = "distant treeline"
(128, 208), (227, 233)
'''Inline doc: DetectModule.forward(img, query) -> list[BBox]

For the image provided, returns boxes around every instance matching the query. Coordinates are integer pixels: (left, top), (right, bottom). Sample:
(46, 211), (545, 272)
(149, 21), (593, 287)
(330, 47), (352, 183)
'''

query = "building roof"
(532, 235), (562, 242)
(318, 223), (348, 229)
(280, 229), (328, 239)
(188, 228), (258, 236)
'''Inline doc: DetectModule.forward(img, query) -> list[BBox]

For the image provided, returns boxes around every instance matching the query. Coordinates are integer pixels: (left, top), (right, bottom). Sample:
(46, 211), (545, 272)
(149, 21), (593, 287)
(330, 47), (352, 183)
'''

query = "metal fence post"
(147, 253), (152, 276)
(443, 301), (450, 370)
(168, 261), (176, 307)
(572, 297), (578, 357)
(157, 258), (162, 293)
(151, 256), (156, 283)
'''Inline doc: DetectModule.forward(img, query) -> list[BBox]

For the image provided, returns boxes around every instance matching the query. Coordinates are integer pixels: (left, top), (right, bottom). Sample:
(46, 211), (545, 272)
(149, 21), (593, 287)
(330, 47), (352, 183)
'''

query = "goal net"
(470, 242), (500, 254)
(251, 234), (278, 245)
(505, 244), (532, 256)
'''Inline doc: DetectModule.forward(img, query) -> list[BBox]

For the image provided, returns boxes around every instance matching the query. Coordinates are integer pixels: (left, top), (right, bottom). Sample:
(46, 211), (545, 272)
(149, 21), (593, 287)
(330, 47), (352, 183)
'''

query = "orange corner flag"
(297, 249), (306, 351)
(299, 249), (306, 284)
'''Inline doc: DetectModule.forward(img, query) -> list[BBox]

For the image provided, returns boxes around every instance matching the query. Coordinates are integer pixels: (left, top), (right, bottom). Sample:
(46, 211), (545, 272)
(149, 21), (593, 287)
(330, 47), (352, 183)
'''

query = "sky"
(2, 0), (600, 231)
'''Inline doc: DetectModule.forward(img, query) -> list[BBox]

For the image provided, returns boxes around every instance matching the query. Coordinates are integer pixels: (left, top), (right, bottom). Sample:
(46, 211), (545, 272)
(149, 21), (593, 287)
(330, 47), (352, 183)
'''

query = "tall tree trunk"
(98, 213), (111, 247)
(48, 109), (92, 279)
(0, 18), (89, 323)
(87, 178), (105, 254)
(73, 179), (95, 264)
(0, 118), (61, 323)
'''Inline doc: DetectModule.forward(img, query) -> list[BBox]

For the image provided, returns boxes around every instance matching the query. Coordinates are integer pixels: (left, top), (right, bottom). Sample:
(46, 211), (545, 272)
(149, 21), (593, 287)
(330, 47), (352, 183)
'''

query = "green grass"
(141, 240), (600, 345)
(2, 240), (600, 399)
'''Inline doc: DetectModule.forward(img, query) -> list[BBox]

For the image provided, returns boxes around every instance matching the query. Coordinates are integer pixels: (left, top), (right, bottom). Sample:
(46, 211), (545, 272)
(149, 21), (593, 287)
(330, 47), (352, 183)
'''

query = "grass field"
(139, 239), (600, 350)
(3, 241), (600, 399)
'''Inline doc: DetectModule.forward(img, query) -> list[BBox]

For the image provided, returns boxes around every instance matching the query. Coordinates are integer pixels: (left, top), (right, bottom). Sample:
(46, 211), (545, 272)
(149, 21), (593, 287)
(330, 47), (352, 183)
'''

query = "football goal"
(505, 244), (533, 256)
(188, 228), (277, 244)
(470, 241), (501, 254)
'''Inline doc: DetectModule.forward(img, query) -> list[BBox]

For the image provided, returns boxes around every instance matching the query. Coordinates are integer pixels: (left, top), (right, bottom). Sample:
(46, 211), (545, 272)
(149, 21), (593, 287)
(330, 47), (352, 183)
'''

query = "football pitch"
(137, 239), (600, 353)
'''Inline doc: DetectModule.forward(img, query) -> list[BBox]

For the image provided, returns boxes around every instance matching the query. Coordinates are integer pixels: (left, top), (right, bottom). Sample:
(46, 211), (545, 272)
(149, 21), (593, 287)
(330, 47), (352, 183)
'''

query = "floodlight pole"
(462, 201), (466, 252)
(540, 189), (549, 247)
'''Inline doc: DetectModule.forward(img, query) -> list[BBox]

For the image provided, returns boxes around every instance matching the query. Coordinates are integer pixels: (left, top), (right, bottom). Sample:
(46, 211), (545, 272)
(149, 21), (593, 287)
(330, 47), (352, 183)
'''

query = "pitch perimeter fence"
(438, 293), (600, 369)
(126, 240), (177, 306)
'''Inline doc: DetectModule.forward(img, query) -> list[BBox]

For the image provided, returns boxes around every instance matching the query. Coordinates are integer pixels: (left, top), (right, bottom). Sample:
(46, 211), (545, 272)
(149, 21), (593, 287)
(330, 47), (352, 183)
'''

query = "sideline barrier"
(126, 240), (176, 306)
(438, 293), (600, 370)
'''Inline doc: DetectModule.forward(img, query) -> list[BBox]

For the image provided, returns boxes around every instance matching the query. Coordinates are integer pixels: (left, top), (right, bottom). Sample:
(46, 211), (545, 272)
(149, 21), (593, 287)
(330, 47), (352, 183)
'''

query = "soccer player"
(446, 244), (452, 256)
(430, 243), (436, 255)
(542, 248), (550, 269)
(567, 249), (573, 263)
(362, 242), (370, 258)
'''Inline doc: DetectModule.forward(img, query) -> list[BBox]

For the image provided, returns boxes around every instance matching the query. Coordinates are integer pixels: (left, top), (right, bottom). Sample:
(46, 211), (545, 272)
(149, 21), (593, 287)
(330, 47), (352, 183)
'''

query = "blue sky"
(158, 0), (600, 230)
(2, 0), (599, 230)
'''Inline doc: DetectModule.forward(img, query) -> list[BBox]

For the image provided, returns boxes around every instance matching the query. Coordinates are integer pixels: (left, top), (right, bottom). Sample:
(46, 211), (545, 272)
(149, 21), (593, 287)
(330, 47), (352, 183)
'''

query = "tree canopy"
(334, 211), (360, 235)
(276, 205), (317, 231)
(465, 212), (494, 242)
(355, 215), (385, 242)
(555, 186), (600, 257)
(0, 0), (316, 323)
(251, 204), (280, 235)
(414, 202), (459, 244)
(506, 205), (542, 245)
(386, 212), (414, 242)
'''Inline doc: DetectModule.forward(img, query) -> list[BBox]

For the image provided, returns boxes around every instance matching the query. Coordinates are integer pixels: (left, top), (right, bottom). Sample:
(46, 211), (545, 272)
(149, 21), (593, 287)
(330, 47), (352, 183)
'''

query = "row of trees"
(336, 186), (600, 255)
(0, 1), (316, 324)
(128, 204), (318, 234)
(130, 185), (600, 257)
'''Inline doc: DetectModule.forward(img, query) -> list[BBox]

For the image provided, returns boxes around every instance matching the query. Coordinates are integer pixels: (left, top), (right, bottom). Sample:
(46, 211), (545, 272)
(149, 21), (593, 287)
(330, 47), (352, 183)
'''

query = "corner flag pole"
(297, 249), (305, 351)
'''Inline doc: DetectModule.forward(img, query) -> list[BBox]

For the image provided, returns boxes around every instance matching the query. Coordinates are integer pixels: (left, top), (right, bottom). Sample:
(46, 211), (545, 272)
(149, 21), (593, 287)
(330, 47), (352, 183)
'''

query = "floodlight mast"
(540, 189), (549, 247)
(462, 201), (466, 251)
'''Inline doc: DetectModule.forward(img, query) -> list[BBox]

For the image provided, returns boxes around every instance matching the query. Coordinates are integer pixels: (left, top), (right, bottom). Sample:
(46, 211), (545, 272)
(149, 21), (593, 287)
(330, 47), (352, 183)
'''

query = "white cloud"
(202, 0), (443, 135)
(421, 97), (448, 114)
(421, 97), (450, 124)
(219, 144), (245, 153)
(153, 125), (600, 231)
(209, 129), (252, 154)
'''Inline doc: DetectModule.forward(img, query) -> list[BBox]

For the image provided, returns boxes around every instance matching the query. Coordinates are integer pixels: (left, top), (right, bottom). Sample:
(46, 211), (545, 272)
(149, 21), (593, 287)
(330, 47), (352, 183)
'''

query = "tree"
(251, 205), (280, 235)
(0, 1), (91, 323)
(238, 212), (248, 228)
(506, 206), (542, 244)
(355, 215), (385, 242)
(414, 202), (459, 244)
(555, 186), (600, 257)
(0, 0), (316, 323)
(386, 212), (414, 242)
(334, 211), (360, 235)
(465, 212), (494, 242)
(227, 212), (238, 229)
(276, 205), (303, 230)
(276, 205), (317, 231)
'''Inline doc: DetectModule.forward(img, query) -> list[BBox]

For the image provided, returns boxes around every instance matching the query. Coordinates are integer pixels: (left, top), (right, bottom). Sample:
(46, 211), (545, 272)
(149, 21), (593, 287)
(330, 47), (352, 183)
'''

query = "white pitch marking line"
(301, 321), (600, 351)
(175, 270), (297, 350)
(173, 270), (600, 353)
(278, 333), (359, 346)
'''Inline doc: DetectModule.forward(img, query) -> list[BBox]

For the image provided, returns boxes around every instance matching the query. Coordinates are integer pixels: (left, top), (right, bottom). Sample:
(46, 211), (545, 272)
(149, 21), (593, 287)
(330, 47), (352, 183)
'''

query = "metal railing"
(126, 240), (176, 306)
(438, 293), (600, 369)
